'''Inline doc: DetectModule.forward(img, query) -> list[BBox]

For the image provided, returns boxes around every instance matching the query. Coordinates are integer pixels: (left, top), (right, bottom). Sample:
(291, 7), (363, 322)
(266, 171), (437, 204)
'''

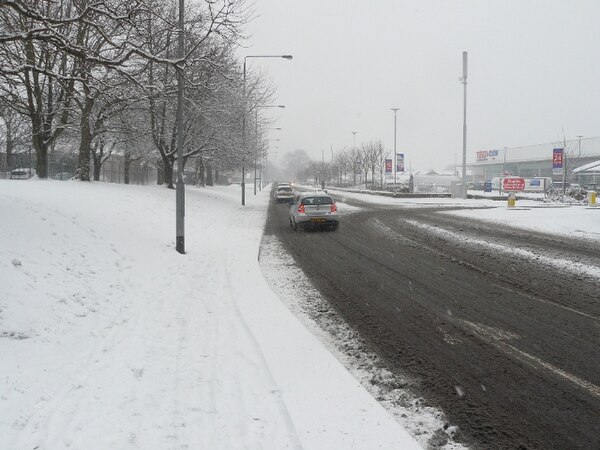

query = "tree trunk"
(197, 157), (205, 186)
(215, 169), (220, 184)
(206, 161), (214, 186)
(5, 126), (13, 171)
(124, 153), (131, 185)
(75, 95), (94, 181)
(91, 141), (103, 181)
(162, 155), (174, 188)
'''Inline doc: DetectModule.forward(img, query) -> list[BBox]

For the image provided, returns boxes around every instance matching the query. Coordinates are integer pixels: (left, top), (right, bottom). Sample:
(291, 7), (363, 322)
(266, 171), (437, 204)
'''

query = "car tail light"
(330, 202), (337, 213)
(298, 204), (305, 213)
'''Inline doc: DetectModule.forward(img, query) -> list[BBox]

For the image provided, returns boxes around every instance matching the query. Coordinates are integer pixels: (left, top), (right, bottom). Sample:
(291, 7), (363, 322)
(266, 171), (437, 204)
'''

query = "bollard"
(507, 192), (516, 208)
(588, 191), (597, 207)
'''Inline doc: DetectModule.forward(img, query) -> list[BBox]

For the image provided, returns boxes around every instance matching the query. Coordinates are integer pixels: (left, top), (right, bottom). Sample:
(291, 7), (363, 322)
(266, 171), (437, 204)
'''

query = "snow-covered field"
(0, 180), (420, 450)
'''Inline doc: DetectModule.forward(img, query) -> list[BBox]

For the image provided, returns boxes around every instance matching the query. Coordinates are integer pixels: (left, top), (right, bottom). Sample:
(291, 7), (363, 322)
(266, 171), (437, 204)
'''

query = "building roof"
(472, 136), (600, 165)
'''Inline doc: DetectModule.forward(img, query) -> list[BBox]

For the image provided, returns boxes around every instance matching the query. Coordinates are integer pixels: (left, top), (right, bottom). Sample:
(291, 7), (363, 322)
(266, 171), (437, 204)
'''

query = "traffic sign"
(503, 177), (525, 191)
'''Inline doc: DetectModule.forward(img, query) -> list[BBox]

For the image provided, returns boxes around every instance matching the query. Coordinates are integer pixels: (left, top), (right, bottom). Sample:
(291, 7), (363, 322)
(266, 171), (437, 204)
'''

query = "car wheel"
(293, 218), (298, 232)
(332, 223), (339, 231)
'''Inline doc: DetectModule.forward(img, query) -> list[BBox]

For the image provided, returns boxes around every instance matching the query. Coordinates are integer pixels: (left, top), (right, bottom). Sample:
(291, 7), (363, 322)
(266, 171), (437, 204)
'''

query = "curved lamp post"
(242, 56), (292, 206)
(254, 105), (285, 194)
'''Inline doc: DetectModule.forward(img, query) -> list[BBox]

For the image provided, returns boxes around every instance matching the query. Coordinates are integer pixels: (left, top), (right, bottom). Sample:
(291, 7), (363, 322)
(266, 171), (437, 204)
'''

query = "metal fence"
(1, 151), (158, 185)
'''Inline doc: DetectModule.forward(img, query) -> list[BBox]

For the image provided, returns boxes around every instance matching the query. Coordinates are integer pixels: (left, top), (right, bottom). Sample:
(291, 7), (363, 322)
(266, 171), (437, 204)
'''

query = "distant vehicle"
(289, 192), (339, 231)
(273, 185), (295, 203)
(10, 168), (35, 179)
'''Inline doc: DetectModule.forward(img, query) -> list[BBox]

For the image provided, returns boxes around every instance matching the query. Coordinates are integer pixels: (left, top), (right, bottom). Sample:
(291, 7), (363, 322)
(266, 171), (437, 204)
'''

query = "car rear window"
(277, 187), (293, 192)
(301, 196), (333, 205)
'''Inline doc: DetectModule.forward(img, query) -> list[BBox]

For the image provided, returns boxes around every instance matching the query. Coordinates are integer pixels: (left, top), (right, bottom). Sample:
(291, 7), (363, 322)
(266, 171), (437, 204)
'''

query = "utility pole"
(562, 135), (567, 195)
(175, 0), (185, 254)
(460, 51), (468, 199)
(500, 146), (508, 194)
(391, 108), (399, 184)
(321, 148), (325, 189)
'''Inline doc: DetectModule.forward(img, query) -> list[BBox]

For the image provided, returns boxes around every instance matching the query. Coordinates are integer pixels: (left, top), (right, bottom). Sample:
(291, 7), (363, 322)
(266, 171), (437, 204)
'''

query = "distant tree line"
(286, 140), (388, 189)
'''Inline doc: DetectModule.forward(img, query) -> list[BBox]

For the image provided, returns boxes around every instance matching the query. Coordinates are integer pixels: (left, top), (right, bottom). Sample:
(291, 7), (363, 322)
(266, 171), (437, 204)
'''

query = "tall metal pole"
(562, 135), (568, 195)
(254, 109), (258, 195)
(460, 51), (468, 199)
(241, 59), (247, 205)
(391, 108), (399, 184)
(175, 0), (185, 253)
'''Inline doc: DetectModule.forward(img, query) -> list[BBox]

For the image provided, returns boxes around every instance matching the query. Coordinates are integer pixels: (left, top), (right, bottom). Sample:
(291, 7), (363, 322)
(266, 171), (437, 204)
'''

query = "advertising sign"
(385, 159), (392, 174)
(502, 177), (526, 191)
(476, 149), (500, 162)
(553, 148), (564, 175)
(396, 153), (404, 172)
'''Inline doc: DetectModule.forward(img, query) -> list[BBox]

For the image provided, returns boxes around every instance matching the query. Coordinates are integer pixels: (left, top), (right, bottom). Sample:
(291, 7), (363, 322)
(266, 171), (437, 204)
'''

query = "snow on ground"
(324, 186), (600, 241)
(444, 204), (600, 241)
(0, 179), (420, 450)
(323, 187), (496, 208)
(405, 220), (600, 280)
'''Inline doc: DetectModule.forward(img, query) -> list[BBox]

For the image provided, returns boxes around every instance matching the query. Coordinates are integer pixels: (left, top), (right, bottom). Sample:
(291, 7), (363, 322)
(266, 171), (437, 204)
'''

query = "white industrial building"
(468, 136), (600, 188)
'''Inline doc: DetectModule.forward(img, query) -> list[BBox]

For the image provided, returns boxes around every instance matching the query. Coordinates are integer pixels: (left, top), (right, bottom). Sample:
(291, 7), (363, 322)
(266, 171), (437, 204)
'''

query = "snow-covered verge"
(0, 179), (420, 450)
(443, 204), (600, 241)
(321, 185), (600, 242)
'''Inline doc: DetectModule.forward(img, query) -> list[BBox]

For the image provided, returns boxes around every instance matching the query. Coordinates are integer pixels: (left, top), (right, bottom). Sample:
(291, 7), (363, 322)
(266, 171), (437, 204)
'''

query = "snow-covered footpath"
(0, 180), (420, 450)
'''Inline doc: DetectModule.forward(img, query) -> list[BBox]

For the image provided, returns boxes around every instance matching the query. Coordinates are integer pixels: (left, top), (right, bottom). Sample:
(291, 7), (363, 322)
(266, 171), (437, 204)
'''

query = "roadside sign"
(385, 159), (392, 174)
(553, 148), (564, 175)
(396, 153), (404, 172)
(484, 181), (492, 192)
(503, 177), (525, 191)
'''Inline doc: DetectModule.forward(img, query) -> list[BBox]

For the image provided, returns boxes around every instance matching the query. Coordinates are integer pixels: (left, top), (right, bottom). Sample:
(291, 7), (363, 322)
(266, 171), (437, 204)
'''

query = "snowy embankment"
(443, 205), (600, 241)
(0, 180), (419, 450)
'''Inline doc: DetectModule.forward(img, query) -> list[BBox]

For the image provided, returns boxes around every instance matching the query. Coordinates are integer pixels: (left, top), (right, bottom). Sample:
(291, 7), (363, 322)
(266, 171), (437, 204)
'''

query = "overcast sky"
(242, 0), (600, 171)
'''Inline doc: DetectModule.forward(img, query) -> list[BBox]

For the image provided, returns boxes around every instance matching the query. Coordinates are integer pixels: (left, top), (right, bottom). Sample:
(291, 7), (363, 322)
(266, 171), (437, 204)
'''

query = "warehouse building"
(468, 136), (600, 188)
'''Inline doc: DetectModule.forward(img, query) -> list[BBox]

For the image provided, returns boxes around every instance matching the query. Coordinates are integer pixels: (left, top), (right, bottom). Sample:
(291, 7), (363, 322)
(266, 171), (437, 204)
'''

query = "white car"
(289, 192), (339, 231)
(273, 185), (295, 203)
(10, 168), (35, 179)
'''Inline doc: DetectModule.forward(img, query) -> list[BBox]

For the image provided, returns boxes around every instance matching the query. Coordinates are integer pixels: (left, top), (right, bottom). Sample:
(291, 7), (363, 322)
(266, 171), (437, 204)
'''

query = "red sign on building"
(502, 177), (525, 191)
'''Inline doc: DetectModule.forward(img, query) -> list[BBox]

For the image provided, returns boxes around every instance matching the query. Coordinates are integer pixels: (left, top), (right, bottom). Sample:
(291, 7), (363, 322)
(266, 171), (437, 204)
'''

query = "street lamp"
(459, 51), (468, 199)
(175, 0), (185, 253)
(242, 55), (292, 206)
(254, 105), (285, 194)
(391, 108), (399, 184)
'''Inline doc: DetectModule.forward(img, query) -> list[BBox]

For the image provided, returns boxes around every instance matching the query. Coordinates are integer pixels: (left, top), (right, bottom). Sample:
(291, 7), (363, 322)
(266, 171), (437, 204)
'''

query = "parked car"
(10, 168), (35, 179)
(289, 192), (339, 231)
(273, 185), (295, 203)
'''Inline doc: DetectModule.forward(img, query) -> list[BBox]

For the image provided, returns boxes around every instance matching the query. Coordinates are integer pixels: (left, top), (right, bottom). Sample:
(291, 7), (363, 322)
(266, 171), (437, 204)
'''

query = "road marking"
(461, 319), (600, 399)
(405, 219), (600, 281)
(490, 282), (600, 322)
(403, 219), (600, 322)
